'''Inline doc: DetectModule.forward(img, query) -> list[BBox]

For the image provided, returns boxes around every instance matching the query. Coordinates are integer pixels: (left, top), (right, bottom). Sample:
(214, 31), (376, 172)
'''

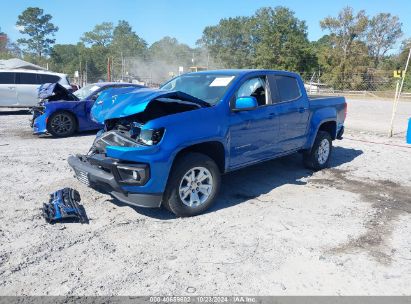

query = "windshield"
(73, 84), (101, 100)
(160, 73), (236, 105)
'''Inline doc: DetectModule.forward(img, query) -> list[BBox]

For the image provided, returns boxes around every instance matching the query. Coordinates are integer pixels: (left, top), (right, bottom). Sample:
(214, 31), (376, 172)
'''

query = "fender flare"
(305, 107), (337, 149)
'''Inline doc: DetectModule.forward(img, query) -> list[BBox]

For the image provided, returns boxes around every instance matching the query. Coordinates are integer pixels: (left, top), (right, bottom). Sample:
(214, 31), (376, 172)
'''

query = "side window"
(38, 74), (61, 84)
(235, 76), (267, 106)
(0, 72), (15, 84)
(267, 75), (281, 103)
(275, 76), (301, 102)
(18, 73), (38, 85)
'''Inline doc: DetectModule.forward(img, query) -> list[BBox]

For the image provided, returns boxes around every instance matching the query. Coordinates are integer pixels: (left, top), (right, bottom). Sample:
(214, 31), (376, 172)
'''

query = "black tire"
(47, 111), (77, 137)
(164, 153), (221, 217)
(303, 131), (332, 171)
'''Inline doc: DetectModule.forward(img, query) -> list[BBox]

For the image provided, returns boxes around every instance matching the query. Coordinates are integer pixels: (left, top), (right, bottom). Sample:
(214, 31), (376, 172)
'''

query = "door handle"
(8, 86), (15, 90)
(268, 112), (276, 119)
(298, 107), (306, 113)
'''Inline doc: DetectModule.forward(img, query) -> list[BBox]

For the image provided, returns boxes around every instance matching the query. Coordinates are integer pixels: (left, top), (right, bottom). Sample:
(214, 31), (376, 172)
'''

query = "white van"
(0, 69), (71, 107)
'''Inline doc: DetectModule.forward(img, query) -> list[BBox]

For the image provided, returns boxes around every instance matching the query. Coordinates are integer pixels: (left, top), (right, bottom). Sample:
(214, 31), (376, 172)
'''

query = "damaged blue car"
(31, 82), (144, 137)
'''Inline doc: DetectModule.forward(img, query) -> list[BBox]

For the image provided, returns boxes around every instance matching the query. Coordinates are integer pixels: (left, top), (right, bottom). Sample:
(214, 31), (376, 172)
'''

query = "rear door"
(267, 74), (309, 152)
(15, 72), (40, 107)
(0, 72), (18, 106)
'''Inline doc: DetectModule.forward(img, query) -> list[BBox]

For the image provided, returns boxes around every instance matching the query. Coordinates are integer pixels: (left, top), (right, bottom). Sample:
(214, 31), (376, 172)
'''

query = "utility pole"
(389, 47), (411, 137)
(79, 60), (82, 86)
(107, 57), (111, 82)
(85, 61), (88, 85)
(121, 52), (124, 82)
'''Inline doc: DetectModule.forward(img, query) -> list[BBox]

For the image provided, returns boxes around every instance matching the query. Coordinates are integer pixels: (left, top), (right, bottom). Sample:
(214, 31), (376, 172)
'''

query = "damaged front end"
(68, 88), (208, 208)
(88, 89), (207, 154)
(68, 153), (157, 207)
(30, 103), (45, 128)
(31, 83), (79, 132)
(90, 125), (165, 154)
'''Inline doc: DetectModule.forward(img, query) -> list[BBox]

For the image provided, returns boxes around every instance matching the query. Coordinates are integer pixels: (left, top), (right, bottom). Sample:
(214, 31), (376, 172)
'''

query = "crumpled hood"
(38, 83), (79, 101)
(91, 87), (207, 124)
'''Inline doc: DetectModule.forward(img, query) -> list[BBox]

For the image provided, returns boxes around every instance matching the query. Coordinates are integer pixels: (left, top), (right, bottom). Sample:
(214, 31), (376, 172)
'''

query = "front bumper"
(68, 154), (163, 208)
(31, 107), (48, 134)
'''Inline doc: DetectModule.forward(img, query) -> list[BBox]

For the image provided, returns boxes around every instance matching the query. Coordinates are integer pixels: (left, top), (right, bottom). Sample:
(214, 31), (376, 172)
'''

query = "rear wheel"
(164, 153), (220, 217)
(48, 111), (77, 137)
(303, 131), (332, 171)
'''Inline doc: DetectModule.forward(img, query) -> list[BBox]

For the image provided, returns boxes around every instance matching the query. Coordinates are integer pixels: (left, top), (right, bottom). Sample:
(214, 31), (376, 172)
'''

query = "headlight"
(92, 130), (138, 153)
(130, 123), (164, 146)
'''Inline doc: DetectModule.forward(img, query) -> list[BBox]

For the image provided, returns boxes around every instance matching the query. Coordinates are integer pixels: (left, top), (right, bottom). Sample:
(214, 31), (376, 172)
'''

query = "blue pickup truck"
(68, 70), (346, 217)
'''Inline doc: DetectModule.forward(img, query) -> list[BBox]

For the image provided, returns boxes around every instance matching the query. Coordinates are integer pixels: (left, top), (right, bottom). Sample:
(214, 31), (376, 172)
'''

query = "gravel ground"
(0, 98), (410, 295)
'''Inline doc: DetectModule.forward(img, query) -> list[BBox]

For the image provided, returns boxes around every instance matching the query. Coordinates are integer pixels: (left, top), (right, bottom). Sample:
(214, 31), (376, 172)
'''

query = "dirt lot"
(0, 98), (410, 295)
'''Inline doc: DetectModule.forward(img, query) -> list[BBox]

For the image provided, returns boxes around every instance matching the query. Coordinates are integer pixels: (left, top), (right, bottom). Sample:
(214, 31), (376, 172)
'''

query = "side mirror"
(90, 94), (98, 101)
(233, 96), (258, 111)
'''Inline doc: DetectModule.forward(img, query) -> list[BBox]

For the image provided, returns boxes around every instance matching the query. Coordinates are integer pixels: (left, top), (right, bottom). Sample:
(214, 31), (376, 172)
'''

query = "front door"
(228, 75), (280, 169)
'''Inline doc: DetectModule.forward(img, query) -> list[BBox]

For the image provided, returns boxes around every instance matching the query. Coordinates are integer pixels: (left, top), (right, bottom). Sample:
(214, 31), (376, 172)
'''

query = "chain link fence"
(79, 59), (411, 101)
(300, 71), (411, 100)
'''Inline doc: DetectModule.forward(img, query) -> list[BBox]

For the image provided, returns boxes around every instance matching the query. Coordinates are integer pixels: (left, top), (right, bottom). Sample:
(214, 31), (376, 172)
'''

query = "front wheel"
(47, 111), (77, 137)
(164, 153), (221, 217)
(303, 131), (332, 171)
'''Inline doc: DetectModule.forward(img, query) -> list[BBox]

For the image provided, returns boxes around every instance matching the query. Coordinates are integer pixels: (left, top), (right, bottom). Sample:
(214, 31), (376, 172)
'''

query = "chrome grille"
(75, 170), (90, 186)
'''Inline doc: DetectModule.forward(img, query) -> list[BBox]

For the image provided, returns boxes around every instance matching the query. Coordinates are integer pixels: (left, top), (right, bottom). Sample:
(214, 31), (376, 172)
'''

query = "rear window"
(275, 75), (301, 102)
(0, 72), (16, 84)
(38, 74), (61, 84)
(14, 72), (63, 85)
(267, 75), (280, 103)
(17, 73), (38, 85)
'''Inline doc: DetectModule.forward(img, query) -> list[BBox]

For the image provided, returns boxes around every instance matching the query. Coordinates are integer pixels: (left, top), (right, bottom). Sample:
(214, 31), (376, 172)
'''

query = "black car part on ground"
(42, 188), (88, 224)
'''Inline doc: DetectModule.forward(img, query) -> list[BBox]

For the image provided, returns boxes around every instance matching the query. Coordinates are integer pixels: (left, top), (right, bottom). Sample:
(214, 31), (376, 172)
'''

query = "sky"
(1, 0), (410, 51)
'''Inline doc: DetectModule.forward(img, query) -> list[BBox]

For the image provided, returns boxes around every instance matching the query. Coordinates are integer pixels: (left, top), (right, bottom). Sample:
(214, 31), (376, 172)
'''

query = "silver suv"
(0, 69), (71, 108)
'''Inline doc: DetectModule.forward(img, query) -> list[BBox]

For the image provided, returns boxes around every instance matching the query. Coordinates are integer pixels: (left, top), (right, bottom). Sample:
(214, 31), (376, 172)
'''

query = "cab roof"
(184, 69), (301, 78)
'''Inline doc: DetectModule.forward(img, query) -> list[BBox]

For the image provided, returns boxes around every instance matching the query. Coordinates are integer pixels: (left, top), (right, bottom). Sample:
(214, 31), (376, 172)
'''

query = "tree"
(319, 7), (369, 89)
(49, 44), (82, 76)
(199, 7), (317, 72)
(320, 7), (368, 59)
(111, 20), (147, 58)
(149, 36), (192, 66)
(49, 42), (108, 83)
(251, 7), (316, 72)
(198, 16), (254, 68)
(367, 13), (403, 67)
(0, 27), (7, 53)
(399, 38), (411, 62)
(398, 38), (411, 90)
(81, 22), (113, 47)
(16, 7), (58, 58)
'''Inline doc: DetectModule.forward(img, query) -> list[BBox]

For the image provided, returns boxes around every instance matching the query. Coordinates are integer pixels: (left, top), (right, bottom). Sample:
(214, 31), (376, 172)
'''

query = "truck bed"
(308, 95), (346, 109)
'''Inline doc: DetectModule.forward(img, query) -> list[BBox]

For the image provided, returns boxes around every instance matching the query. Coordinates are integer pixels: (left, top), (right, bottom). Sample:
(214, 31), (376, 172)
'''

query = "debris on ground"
(42, 188), (88, 224)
